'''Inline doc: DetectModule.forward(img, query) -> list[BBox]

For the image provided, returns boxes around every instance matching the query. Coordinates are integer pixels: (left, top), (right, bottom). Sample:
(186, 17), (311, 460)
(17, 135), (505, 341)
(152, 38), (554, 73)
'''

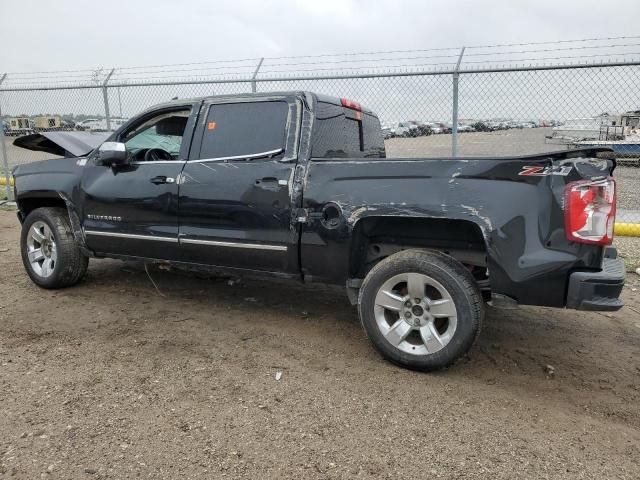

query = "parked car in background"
(75, 117), (129, 132)
(397, 121), (420, 137)
(426, 123), (443, 134)
(413, 121), (433, 136)
(381, 122), (397, 139)
(437, 122), (452, 134)
(471, 121), (491, 132)
(75, 119), (101, 131)
(385, 122), (407, 138)
(109, 118), (129, 131)
(60, 119), (76, 130)
(487, 121), (507, 131)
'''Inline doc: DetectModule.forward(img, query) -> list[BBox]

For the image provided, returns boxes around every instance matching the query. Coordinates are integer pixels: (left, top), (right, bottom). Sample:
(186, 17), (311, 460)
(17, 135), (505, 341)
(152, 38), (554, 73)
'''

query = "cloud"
(0, 0), (639, 73)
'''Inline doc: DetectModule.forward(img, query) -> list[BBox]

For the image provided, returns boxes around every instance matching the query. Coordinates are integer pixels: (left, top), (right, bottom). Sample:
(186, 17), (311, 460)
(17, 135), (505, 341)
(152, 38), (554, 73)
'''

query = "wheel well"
(16, 196), (67, 223)
(349, 216), (489, 288)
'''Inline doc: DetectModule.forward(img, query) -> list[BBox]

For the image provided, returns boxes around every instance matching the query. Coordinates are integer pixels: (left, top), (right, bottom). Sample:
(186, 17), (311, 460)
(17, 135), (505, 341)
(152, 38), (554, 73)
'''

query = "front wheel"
(20, 207), (89, 289)
(358, 249), (483, 371)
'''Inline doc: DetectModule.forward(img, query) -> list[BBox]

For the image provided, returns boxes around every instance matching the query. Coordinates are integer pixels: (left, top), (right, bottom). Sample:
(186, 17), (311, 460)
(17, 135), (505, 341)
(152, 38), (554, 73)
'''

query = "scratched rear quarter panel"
(301, 155), (614, 307)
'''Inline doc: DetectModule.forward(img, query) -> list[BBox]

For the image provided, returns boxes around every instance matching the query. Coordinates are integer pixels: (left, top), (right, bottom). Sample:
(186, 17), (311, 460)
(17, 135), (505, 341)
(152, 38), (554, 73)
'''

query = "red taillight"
(340, 98), (362, 111)
(564, 177), (616, 245)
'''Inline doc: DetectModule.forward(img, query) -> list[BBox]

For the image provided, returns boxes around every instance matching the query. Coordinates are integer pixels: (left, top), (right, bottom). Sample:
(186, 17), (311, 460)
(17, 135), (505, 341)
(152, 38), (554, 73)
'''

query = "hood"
(12, 156), (84, 179)
(13, 131), (110, 157)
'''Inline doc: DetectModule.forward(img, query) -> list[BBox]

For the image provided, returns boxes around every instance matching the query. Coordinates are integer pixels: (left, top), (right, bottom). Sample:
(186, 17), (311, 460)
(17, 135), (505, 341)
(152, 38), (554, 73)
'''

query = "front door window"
(121, 110), (190, 162)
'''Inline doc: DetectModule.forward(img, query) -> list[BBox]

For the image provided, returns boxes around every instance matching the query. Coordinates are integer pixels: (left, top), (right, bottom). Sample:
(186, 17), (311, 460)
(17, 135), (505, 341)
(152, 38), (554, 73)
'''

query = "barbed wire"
(11, 41), (640, 83)
(463, 51), (640, 65)
(464, 35), (640, 50)
(219, 35), (640, 60)
(3, 36), (640, 86)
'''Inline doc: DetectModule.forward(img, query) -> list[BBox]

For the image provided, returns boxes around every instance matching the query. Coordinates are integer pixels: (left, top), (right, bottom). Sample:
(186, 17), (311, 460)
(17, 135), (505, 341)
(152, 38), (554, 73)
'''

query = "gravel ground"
(615, 165), (640, 218)
(615, 237), (640, 271)
(1, 210), (640, 479)
(385, 127), (562, 158)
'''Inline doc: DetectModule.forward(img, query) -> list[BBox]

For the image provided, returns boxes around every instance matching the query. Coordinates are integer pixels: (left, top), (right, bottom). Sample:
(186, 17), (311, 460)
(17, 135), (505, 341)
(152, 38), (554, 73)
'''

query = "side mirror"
(97, 142), (128, 166)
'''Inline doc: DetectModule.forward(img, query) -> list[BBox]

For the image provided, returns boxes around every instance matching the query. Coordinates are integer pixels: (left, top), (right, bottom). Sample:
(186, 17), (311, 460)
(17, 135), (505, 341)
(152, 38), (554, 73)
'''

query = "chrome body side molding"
(180, 237), (287, 251)
(84, 230), (287, 251)
(84, 230), (179, 243)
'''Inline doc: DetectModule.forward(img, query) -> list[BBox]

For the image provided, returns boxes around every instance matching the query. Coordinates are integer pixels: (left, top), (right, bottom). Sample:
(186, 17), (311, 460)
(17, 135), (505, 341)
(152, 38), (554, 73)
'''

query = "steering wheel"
(144, 148), (173, 162)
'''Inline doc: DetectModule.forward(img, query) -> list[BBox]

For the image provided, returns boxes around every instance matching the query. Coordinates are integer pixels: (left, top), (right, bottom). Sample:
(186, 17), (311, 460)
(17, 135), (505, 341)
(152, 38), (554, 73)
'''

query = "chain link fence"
(1, 60), (640, 236)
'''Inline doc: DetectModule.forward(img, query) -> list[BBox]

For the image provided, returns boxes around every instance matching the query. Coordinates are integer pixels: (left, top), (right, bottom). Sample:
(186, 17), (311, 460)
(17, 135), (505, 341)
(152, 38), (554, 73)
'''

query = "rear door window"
(198, 101), (289, 160)
(311, 101), (386, 158)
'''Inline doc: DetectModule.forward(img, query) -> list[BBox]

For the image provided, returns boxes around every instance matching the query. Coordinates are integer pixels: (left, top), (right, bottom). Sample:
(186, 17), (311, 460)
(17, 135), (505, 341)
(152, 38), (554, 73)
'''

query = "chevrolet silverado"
(11, 91), (624, 371)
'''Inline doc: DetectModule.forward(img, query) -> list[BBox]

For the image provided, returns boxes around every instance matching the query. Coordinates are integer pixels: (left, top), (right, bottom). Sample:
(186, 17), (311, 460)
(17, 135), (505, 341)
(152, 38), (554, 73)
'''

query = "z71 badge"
(518, 165), (573, 177)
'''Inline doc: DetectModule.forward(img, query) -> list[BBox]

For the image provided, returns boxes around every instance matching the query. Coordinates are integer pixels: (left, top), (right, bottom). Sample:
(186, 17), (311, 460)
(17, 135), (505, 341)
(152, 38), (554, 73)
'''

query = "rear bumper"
(566, 249), (625, 311)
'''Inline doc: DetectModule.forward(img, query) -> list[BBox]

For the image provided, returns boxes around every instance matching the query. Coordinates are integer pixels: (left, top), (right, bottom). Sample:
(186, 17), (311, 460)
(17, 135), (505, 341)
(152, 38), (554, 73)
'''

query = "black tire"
(20, 207), (89, 289)
(358, 249), (483, 371)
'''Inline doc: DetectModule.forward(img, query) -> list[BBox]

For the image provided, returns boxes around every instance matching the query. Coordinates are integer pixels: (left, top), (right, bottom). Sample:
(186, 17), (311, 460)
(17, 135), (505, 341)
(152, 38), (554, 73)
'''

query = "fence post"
(0, 73), (13, 201)
(451, 47), (465, 157)
(251, 58), (264, 93)
(102, 69), (115, 131)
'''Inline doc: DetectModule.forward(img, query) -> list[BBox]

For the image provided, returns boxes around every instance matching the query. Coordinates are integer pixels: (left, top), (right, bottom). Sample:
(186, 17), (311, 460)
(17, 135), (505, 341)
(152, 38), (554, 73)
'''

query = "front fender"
(13, 157), (91, 255)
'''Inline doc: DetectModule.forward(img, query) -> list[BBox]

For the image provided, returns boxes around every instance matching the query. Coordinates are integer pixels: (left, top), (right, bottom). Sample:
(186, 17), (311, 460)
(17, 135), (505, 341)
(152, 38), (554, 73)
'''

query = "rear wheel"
(358, 249), (483, 371)
(20, 207), (89, 289)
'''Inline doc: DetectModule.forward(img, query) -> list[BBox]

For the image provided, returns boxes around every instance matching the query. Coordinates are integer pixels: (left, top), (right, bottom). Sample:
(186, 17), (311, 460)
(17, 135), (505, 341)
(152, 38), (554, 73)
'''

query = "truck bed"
(300, 149), (615, 307)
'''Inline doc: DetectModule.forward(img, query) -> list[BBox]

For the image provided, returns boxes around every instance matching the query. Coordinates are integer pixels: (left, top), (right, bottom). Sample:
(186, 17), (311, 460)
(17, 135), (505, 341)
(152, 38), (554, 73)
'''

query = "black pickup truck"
(11, 91), (624, 371)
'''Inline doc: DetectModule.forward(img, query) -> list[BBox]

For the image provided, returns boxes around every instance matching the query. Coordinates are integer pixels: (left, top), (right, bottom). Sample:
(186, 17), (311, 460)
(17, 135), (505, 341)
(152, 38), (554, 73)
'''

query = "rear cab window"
(311, 99), (386, 159)
(198, 101), (289, 160)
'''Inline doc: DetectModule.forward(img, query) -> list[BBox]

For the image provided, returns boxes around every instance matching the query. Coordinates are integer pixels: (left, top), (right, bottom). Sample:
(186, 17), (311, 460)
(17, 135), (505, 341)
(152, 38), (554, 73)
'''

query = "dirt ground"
(0, 209), (639, 479)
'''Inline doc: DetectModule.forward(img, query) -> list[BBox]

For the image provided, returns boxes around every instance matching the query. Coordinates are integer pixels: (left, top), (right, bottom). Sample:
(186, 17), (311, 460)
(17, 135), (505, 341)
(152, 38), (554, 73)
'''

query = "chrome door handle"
(255, 177), (288, 186)
(150, 176), (175, 184)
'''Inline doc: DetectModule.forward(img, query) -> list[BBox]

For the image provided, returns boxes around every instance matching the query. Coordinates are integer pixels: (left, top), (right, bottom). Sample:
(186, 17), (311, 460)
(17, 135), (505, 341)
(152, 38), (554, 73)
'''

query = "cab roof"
(156, 91), (377, 116)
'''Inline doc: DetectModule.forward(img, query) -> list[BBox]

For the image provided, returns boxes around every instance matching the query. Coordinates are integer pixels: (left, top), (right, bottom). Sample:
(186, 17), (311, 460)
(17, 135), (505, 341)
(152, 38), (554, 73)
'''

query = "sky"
(1, 0), (640, 73)
(0, 0), (639, 125)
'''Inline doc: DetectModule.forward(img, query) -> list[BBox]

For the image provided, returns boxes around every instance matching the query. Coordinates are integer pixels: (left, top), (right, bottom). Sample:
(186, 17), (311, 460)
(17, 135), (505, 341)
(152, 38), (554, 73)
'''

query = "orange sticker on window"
(208, 121), (217, 130)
